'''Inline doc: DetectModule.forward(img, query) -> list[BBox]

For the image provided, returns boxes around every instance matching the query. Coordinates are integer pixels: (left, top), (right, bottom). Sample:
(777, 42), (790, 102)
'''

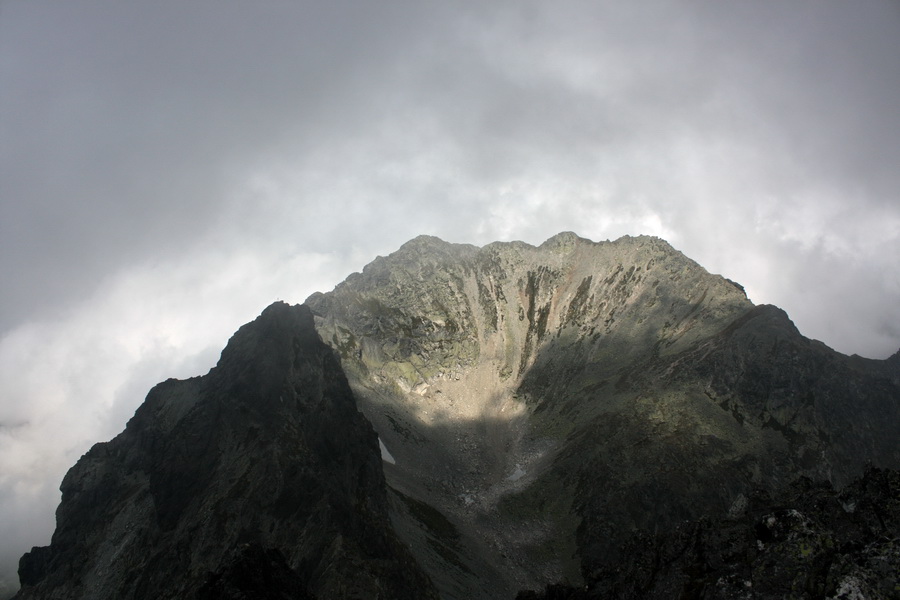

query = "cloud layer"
(1, 1), (898, 594)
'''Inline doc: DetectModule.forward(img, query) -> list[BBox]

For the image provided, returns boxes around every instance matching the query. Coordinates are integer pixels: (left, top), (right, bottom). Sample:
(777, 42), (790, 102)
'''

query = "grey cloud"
(1, 1), (899, 593)
(0, 1), (442, 332)
(697, 1), (900, 201)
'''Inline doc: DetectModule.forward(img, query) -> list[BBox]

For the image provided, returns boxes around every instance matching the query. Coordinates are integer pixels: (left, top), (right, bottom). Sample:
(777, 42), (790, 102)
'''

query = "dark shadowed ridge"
(12, 303), (437, 600)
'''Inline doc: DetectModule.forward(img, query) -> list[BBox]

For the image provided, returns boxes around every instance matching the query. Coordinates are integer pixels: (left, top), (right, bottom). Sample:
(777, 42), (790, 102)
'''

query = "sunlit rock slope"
(305, 232), (900, 599)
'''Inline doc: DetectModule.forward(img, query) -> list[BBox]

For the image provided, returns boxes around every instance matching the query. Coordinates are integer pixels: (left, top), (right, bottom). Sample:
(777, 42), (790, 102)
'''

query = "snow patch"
(379, 438), (396, 464)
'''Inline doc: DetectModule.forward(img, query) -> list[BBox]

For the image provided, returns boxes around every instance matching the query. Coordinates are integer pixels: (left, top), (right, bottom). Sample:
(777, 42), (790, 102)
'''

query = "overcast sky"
(1, 0), (899, 594)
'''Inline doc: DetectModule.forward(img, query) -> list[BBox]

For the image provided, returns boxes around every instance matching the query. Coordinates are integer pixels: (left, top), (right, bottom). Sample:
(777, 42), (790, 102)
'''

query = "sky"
(1, 0), (899, 594)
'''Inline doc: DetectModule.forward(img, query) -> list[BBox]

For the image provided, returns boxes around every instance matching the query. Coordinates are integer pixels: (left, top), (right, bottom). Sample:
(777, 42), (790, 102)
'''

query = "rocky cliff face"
(14, 303), (436, 600)
(13, 233), (900, 600)
(305, 232), (900, 599)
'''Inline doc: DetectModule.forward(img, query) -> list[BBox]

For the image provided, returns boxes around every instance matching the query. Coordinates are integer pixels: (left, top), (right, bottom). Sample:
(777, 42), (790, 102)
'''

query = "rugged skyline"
(1, 1), (899, 596)
(11, 234), (900, 599)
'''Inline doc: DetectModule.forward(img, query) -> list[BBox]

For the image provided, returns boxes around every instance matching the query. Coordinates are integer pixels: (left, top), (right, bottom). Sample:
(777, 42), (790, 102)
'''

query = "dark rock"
(14, 303), (436, 600)
(518, 467), (900, 600)
(196, 543), (315, 600)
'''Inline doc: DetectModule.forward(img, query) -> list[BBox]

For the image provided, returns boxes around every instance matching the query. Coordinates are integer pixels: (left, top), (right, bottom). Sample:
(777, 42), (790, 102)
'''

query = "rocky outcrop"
(14, 303), (436, 600)
(517, 467), (900, 599)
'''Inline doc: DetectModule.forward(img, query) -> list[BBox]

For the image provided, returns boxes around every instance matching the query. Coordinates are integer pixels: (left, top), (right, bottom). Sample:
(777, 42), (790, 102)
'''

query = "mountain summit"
(15, 303), (436, 600)
(13, 234), (900, 599)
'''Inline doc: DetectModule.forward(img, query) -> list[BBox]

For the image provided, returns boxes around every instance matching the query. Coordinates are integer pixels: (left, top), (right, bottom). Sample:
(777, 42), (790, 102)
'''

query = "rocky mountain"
(13, 303), (436, 600)
(305, 232), (900, 598)
(12, 233), (900, 599)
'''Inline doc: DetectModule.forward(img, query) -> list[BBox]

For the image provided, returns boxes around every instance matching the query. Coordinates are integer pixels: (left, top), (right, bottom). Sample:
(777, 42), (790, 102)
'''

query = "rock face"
(517, 467), (900, 599)
(13, 233), (900, 600)
(14, 303), (436, 600)
(305, 232), (900, 598)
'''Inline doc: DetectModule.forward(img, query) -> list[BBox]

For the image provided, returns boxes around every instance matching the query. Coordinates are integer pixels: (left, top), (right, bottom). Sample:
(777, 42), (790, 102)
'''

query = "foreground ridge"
(518, 467), (900, 599)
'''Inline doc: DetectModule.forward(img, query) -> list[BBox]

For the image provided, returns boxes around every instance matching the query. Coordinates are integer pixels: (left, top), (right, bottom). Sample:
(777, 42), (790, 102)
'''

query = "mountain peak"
(15, 301), (437, 600)
(396, 234), (478, 255)
(15, 233), (900, 600)
(538, 230), (586, 249)
(304, 232), (900, 598)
